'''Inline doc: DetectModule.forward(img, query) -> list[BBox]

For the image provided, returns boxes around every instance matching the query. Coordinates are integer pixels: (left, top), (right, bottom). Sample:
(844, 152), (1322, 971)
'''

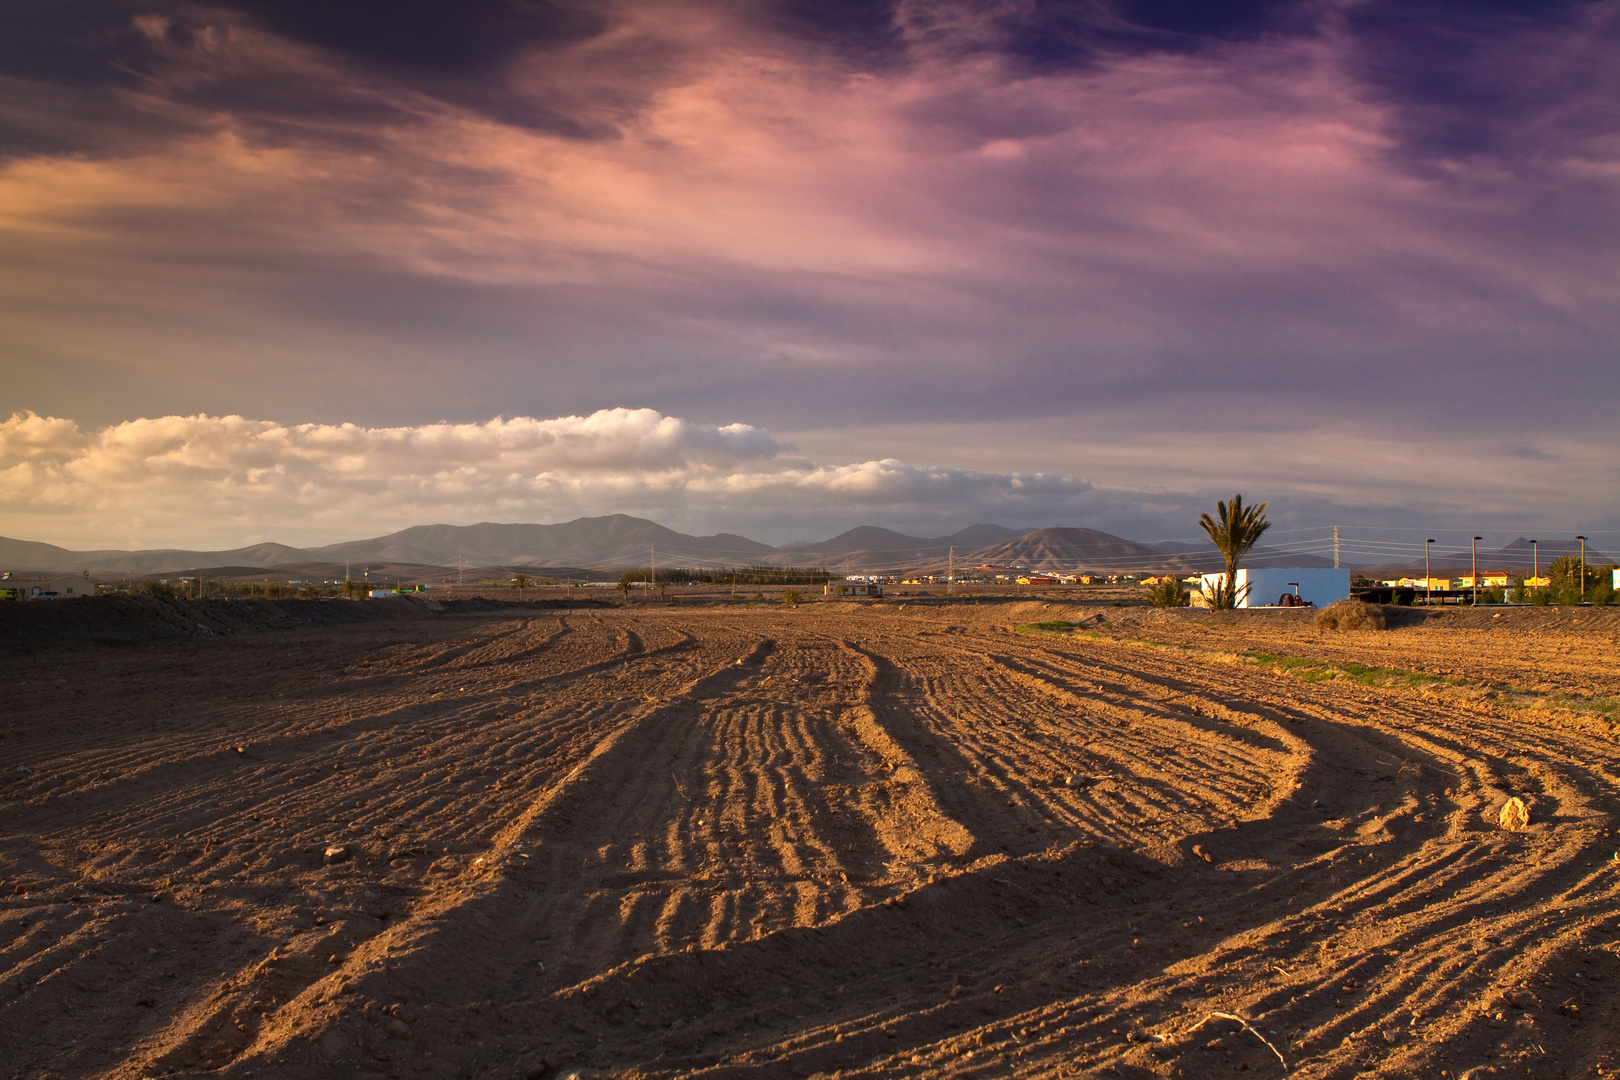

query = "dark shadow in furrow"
(495, 639), (899, 980)
(839, 640), (1074, 847)
(323, 720), (1492, 1080)
(499, 627), (699, 694)
(447, 617), (576, 671)
(1200, 837), (1619, 1069)
(8, 693), (529, 834)
(88, 641), (764, 1079)
(263, 639), (796, 1000)
(843, 640), (1292, 856)
(903, 633), (1302, 770)
(987, 645), (1299, 756)
(0, 898), (278, 1073)
(913, 666), (1269, 820)
(21, 627), (702, 832)
(212, 634), (939, 1075)
(400, 619), (538, 669)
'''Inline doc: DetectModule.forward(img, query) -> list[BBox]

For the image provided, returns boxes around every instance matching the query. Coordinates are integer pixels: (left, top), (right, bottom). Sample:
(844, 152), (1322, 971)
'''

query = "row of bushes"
(617, 565), (833, 586)
(123, 580), (392, 600)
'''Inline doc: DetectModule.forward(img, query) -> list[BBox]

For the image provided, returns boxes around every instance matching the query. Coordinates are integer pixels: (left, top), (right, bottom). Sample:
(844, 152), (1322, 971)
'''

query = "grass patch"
(1241, 651), (1620, 725)
(1239, 652), (1452, 690)
(1017, 620), (1082, 635)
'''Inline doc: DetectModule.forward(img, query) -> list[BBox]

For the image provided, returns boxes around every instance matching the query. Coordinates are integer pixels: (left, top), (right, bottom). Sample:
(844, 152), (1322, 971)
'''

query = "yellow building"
(1458, 575), (1510, 589)
(1383, 577), (1450, 590)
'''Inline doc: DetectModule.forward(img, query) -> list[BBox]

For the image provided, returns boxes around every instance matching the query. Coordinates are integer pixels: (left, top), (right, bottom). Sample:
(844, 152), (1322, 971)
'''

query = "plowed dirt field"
(3, 597), (1618, 1079)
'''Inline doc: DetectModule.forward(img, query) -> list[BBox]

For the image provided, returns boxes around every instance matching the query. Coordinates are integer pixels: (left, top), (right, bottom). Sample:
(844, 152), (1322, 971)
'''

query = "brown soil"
(2, 597), (1617, 1079)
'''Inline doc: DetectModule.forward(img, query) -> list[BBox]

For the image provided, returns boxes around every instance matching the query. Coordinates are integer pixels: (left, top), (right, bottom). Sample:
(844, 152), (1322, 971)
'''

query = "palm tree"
(513, 573), (531, 593)
(1198, 495), (1270, 609)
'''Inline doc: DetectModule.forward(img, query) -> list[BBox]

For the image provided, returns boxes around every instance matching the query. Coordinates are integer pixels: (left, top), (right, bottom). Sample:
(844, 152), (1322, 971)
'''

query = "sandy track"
(1, 600), (1616, 1078)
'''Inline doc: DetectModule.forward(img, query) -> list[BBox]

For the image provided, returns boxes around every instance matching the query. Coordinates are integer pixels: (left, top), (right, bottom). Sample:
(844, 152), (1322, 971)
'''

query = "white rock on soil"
(1498, 797), (1530, 831)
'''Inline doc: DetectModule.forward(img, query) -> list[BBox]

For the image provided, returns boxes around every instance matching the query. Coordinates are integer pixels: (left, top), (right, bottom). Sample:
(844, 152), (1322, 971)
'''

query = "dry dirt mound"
(1, 603), (1616, 1078)
(1314, 597), (1388, 631)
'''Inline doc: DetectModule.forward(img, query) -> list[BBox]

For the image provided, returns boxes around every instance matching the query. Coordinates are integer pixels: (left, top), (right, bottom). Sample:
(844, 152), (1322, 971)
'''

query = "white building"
(1197, 568), (1350, 609)
(0, 573), (98, 599)
(825, 581), (884, 597)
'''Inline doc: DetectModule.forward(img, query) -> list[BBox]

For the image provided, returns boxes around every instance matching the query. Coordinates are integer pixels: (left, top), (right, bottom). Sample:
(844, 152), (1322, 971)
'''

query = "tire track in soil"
(227, 620), (984, 1075)
(0, 612), (715, 1079)
(841, 626), (1308, 863)
(3, 604), (1617, 1080)
(540, 615), (1616, 1079)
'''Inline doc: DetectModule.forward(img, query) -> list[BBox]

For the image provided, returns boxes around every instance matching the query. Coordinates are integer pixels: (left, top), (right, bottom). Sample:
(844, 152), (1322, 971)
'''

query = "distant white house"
(825, 581), (884, 597)
(1196, 568), (1350, 609)
(0, 573), (98, 599)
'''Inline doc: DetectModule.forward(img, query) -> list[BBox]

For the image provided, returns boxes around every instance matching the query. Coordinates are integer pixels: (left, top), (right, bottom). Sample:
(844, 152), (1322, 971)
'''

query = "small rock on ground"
(1498, 797), (1530, 831)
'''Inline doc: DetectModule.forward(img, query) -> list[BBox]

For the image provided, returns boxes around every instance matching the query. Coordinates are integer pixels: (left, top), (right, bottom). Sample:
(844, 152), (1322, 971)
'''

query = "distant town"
(3, 514), (1613, 607)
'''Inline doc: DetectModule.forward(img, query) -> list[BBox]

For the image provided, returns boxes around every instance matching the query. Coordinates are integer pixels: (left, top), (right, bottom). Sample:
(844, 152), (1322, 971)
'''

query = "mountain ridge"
(5, 519), (1601, 577)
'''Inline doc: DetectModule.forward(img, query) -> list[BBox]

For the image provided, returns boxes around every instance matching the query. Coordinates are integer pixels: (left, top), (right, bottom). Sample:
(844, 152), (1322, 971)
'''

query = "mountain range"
(1, 518), (1603, 578)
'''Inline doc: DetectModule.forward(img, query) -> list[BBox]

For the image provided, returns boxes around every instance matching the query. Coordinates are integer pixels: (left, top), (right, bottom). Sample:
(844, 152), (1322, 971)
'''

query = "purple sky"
(1, 1), (1616, 550)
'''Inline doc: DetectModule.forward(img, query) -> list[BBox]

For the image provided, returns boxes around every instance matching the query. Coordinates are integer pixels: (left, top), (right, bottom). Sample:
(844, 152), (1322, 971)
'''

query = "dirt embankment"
(0, 594), (612, 652)
(1, 602), (1616, 1079)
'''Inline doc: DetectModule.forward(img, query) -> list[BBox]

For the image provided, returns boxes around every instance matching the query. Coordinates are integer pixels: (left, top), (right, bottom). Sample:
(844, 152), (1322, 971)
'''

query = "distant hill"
(771, 524), (1031, 569)
(0, 536), (311, 575)
(965, 528), (1166, 571)
(3, 515), (1457, 578)
(307, 516), (778, 569)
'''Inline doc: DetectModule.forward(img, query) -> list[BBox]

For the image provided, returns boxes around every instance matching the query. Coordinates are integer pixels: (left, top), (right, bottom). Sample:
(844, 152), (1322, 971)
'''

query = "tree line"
(618, 565), (832, 586)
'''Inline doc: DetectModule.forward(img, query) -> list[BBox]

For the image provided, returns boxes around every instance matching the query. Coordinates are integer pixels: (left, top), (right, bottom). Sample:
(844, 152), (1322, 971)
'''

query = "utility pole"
(948, 546), (955, 596)
(1577, 535), (1588, 603)
(1530, 540), (1538, 590)
(1425, 539), (1434, 606)
(649, 544), (655, 597)
(1471, 536), (1482, 606)
(1333, 526), (1340, 570)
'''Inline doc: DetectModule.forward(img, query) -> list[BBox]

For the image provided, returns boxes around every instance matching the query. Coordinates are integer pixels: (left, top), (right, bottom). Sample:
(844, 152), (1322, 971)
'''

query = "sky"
(1, 0), (1616, 552)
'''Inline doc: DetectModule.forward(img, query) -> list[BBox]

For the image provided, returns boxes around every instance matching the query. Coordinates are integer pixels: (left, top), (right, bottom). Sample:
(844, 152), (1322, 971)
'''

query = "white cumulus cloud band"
(0, 408), (1095, 549)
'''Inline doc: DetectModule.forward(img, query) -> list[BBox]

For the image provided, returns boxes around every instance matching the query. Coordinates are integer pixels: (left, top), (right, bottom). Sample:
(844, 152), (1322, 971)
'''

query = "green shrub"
(1200, 577), (1248, 610)
(1146, 577), (1189, 608)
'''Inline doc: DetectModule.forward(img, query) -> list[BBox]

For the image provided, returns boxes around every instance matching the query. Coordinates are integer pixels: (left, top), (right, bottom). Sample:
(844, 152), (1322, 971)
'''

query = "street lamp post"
(1425, 539), (1434, 605)
(1471, 537), (1482, 606)
(1577, 535), (1588, 604)
(1530, 539), (1538, 594)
